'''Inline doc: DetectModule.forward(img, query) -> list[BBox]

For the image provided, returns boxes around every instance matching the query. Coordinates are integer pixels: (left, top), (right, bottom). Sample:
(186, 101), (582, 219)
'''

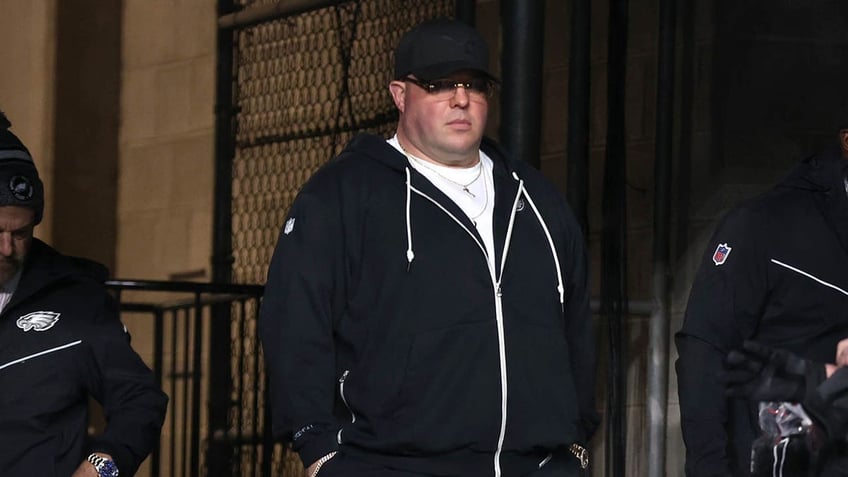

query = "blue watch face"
(98, 459), (119, 477)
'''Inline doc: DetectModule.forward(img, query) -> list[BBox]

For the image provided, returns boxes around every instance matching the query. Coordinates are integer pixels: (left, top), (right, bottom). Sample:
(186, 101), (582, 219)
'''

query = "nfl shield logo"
(712, 243), (732, 266)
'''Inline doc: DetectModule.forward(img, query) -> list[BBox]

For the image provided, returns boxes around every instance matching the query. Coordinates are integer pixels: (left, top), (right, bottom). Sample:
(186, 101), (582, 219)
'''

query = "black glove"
(804, 366), (848, 442)
(723, 340), (824, 402)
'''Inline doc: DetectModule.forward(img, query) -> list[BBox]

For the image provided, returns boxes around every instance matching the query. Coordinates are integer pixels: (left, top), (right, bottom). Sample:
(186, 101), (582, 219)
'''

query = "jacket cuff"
(293, 425), (340, 468)
(802, 362), (827, 401)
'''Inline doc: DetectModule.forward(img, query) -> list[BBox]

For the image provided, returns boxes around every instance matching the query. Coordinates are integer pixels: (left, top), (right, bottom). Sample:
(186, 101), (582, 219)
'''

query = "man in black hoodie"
(259, 18), (598, 477)
(676, 123), (848, 476)
(0, 111), (168, 476)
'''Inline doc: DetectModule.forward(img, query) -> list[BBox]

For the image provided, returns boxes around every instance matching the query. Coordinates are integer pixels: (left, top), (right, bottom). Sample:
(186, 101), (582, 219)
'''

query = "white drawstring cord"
(773, 437), (789, 477)
(511, 172), (566, 309)
(405, 167), (415, 271)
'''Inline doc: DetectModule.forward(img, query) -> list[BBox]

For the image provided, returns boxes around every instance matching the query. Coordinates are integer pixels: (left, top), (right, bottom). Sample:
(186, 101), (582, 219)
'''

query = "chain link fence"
(222, 1), (454, 475)
(231, 0), (454, 285)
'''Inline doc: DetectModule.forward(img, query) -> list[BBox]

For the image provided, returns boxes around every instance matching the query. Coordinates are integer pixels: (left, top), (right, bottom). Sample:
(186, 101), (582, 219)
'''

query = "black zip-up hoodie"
(676, 147), (848, 476)
(0, 239), (168, 476)
(259, 134), (599, 476)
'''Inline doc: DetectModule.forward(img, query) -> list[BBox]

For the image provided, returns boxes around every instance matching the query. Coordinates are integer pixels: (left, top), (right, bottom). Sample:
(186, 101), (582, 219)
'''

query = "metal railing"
(107, 279), (270, 477)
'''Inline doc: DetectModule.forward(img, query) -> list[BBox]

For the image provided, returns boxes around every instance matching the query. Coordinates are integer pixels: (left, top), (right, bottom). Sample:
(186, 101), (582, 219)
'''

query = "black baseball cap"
(394, 18), (495, 82)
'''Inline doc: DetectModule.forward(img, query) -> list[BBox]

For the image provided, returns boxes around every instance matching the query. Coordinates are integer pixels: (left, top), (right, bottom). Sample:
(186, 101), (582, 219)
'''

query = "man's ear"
(840, 129), (848, 159)
(389, 80), (406, 114)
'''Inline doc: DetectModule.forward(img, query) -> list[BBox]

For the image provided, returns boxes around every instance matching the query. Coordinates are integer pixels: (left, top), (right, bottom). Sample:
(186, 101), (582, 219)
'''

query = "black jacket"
(676, 148), (848, 476)
(259, 134), (599, 476)
(0, 239), (168, 476)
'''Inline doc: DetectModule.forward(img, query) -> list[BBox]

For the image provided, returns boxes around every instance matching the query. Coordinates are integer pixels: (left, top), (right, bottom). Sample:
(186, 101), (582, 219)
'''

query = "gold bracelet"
(310, 451), (337, 477)
(569, 443), (589, 469)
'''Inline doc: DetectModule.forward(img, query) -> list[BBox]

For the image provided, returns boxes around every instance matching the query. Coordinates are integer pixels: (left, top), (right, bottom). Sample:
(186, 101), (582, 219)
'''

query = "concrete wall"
(119, 0), (217, 281)
(0, 0), (56, 242)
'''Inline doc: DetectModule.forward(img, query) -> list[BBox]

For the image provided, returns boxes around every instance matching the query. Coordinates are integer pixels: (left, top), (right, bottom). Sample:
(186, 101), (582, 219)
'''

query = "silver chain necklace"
(467, 168), (490, 226)
(400, 144), (482, 197)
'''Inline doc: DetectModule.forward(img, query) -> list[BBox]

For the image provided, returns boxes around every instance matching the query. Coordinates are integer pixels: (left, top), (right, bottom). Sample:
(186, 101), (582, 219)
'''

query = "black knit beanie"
(0, 111), (44, 224)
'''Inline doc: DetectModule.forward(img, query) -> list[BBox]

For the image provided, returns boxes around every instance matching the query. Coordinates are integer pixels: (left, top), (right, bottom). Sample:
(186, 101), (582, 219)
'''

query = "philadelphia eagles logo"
(16, 311), (61, 332)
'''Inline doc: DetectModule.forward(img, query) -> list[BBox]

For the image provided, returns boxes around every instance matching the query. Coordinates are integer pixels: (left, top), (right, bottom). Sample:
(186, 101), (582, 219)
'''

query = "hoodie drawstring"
(512, 172), (566, 310)
(405, 167), (415, 271)
(403, 165), (563, 306)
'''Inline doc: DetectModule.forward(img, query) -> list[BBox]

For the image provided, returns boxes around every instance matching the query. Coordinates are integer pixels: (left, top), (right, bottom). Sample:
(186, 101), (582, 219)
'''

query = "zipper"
(492, 283), (507, 477)
(490, 178), (525, 477)
(411, 184), (523, 477)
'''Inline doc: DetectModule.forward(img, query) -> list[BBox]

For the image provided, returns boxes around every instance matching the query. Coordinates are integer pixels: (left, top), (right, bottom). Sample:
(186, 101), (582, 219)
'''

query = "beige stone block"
(187, 56), (216, 131)
(116, 210), (161, 278)
(122, 1), (177, 67)
(122, 2), (154, 66)
(120, 142), (173, 213)
(170, 133), (214, 208)
(173, 0), (216, 59)
(155, 64), (193, 135)
(158, 208), (193, 275)
(124, 0), (214, 65)
(121, 67), (158, 140)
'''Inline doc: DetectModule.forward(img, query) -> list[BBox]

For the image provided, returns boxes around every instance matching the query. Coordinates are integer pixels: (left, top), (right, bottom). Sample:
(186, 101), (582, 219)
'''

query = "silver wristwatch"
(87, 453), (120, 477)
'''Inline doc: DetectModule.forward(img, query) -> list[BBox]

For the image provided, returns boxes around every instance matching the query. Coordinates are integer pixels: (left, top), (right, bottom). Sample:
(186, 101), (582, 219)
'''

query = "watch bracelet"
(309, 451), (337, 477)
(87, 453), (119, 477)
(569, 443), (589, 469)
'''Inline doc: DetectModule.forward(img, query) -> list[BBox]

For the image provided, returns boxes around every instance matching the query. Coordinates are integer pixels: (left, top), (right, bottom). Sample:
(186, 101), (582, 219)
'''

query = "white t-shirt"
(0, 269), (22, 314)
(388, 135), (496, 275)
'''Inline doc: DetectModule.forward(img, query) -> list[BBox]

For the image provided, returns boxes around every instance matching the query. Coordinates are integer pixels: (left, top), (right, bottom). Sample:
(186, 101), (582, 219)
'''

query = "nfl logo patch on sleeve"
(712, 243), (732, 266)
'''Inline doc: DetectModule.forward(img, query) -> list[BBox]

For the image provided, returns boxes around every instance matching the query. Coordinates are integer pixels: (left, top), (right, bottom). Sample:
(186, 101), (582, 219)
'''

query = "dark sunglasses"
(403, 76), (495, 98)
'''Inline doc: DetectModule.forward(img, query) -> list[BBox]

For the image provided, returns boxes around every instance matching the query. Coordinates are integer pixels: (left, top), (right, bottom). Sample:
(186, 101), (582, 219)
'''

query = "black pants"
(317, 452), (582, 477)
